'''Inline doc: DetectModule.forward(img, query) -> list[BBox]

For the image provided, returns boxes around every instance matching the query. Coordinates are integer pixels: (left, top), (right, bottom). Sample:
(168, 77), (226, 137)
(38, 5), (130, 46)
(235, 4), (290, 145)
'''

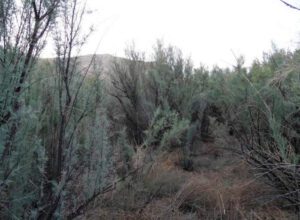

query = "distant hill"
(40, 54), (149, 79)
(39, 54), (123, 77)
(76, 54), (120, 76)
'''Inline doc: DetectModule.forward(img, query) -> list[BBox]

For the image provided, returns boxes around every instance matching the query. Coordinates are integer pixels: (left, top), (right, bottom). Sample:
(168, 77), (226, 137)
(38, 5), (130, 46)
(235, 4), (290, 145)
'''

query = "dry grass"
(82, 140), (297, 220)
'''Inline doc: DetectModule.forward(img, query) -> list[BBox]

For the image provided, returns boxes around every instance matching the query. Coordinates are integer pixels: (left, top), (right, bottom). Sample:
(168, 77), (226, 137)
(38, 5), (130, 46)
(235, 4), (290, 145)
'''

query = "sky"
(43, 0), (300, 68)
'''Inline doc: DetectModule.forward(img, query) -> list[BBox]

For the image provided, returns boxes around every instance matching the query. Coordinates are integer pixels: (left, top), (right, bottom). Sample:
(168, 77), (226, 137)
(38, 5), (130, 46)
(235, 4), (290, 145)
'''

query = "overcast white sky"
(43, 0), (300, 68)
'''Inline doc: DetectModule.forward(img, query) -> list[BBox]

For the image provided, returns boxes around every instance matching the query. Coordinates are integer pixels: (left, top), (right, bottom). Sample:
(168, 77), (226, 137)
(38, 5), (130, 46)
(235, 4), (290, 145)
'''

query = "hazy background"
(43, 0), (300, 68)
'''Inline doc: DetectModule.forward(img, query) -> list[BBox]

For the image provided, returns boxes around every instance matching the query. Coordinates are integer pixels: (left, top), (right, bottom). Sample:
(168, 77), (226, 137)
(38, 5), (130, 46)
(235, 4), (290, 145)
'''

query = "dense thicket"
(0, 1), (111, 218)
(108, 44), (300, 214)
(1, 1), (300, 219)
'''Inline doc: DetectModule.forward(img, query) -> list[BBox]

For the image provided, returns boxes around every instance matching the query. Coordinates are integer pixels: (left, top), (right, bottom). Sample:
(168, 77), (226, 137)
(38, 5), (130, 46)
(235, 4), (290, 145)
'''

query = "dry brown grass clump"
(83, 144), (297, 220)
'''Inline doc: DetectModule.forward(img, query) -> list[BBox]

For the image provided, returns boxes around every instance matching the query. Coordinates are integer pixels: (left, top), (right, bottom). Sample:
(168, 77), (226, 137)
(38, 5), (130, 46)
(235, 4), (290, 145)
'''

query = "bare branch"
(31, 0), (39, 20)
(280, 0), (300, 11)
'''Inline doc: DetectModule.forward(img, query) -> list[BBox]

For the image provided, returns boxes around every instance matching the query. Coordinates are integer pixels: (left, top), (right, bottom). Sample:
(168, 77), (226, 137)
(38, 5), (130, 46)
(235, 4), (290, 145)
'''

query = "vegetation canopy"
(0, 0), (300, 219)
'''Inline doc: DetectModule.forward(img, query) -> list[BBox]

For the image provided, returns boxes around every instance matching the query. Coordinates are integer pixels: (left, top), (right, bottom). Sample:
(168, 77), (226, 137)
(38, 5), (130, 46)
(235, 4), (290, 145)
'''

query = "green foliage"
(0, 1), (115, 218)
(147, 41), (201, 117)
(145, 108), (189, 150)
(212, 48), (300, 209)
(83, 114), (113, 199)
(2, 3), (300, 216)
(160, 117), (189, 150)
(109, 47), (149, 144)
(117, 128), (134, 175)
